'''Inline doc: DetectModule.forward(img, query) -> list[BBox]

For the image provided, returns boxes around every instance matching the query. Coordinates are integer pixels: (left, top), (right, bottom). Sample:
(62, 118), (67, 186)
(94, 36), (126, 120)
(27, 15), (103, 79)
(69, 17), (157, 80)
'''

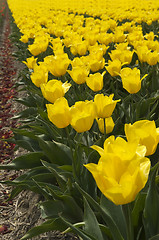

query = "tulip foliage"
(1, 0), (159, 239)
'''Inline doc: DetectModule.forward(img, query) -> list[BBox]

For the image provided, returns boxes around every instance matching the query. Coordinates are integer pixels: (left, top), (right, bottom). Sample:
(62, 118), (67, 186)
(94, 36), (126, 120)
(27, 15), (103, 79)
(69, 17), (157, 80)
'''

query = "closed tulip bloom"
(76, 40), (88, 56)
(109, 49), (122, 61)
(120, 67), (147, 94)
(89, 57), (105, 72)
(136, 45), (149, 63)
(114, 30), (126, 43)
(96, 117), (114, 134)
(70, 100), (95, 133)
(94, 93), (120, 118)
(85, 136), (150, 205)
(109, 49), (133, 65)
(146, 51), (159, 65)
(125, 120), (159, 156)
(22, 56), (37, 69)
(20, 34), (29, 43)
(106, 59), (122, 77)
(68, 67), (89, 84)
(40, 80), (71, 103)
(30, 64), (48, 87)
(46, 97), (71, 128)
(86, 72), (106, 91)
(28, 43), (42, 56)
(120, 50), (134, 65)
(98, 33), (114, 45)
(28, 36), (49, 56)
(47, 54), (70, 77)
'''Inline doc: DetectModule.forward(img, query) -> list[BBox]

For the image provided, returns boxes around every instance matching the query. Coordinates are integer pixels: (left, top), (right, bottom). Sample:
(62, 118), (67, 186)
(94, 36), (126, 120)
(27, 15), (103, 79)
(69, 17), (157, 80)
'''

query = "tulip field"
(1, 0), (159, 239)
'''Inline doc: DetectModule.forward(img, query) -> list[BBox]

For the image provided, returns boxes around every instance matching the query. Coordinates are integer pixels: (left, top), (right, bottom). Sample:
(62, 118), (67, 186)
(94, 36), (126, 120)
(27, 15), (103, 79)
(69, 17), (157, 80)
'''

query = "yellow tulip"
(41, 80), (71, 103)
(120, 67), (147, 94)
(85, 136), (150, 205)
(125, 120), (159, 156)
(22, 56), (37, 69)
(114, 29), (126, 43)
(109, 49), (122, 61)
(47, 54), (70, 77)
(120, 50), (134, 65)
(89, 57), (105, 72)
(98, 33), (114, 45)
(76, 40), (88, 56)
(136, 45), (149, 63)
(28, 36), (49, 56)
(46, 97), (71, 128)
(86, 72), (105, 92)
(146, 51), (159, 66)
(106, 59), (122, 77)
(70, 100), (95, 133)
(94, 93), (120, 118)
(20, 34), (29, 43)
(96, 117), (114, 134)
(30, 64), (48, 87)
(28, 43), (42, 56)
(68, 67), (89, 84)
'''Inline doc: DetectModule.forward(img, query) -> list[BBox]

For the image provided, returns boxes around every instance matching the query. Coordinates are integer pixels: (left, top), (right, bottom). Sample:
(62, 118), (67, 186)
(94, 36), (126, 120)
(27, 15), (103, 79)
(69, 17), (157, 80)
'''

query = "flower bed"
(1, 0), (159, 239)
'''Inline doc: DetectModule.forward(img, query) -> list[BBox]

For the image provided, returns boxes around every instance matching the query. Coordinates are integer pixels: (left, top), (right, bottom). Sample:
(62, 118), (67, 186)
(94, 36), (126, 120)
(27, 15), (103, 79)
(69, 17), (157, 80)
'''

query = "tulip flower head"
(96, 117), (114, 134)
(70, 100), (96, 133)
(88, 55), (105, 72)
(94, 93), (120, 118)
(120, 67), (147, 94)
(46, 97), (71, 128)
(41, 80), (71, 103)
(68, 66), (89, 84)
(47, 54), (70, 77)
(86, 71), (106, 92)
(106, 59), (122, 77)
(125, 120), (159, 156)
(146, 51), (159, 66)
(85, 136), (150, 205)
(30, 64), (48, 87)
(22, 56), (37, 69)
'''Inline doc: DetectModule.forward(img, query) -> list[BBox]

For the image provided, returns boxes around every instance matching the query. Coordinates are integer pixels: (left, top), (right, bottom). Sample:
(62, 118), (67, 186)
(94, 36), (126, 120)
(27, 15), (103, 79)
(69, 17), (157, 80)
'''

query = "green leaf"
(40, 194), (83, 223)
(41, 160), (67, 190)
(99, 224), (112, 240)
(0, 152), (44, 170)
(15, 96), (37, 107)
(84, 197), (104, 240)
(132, 192), (146, 228)
(143, 162), (159, 238)
(32, 173), (56, 183)
(100, 194), (127, 240)
(20, 218), (68, 240)
(149, 234), (159, 240)
(59, 215), (93, 240)
(40, 200), (64, 219)
(7, 186), (24, 200)
(14, 166), (50, 182)
(14, 139), (36, 152)
(31, 178), (52, 199)
(38, 138), (72, 165)
(12, 107), (37, 119)
(75, 183), (124, 240)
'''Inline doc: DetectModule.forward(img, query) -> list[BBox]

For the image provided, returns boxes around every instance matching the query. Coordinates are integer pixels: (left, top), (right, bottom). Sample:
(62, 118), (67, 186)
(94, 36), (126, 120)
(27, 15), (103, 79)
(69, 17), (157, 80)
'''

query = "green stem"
(130, 94), (134, 123)
(103, 118), (106, 140)
(84, 131), (89, 156)
(65, 127), (78, 183)
(122, 204), (134, 240)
